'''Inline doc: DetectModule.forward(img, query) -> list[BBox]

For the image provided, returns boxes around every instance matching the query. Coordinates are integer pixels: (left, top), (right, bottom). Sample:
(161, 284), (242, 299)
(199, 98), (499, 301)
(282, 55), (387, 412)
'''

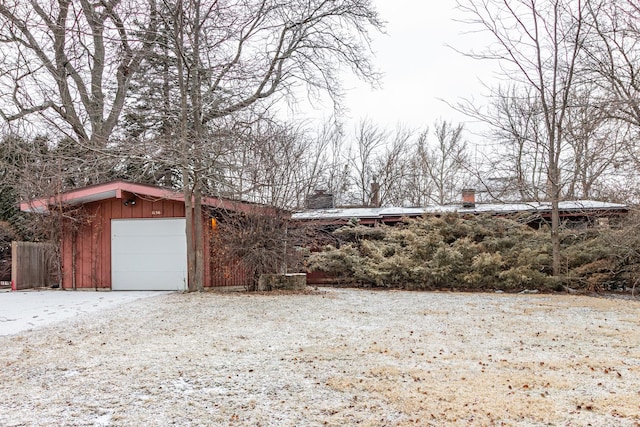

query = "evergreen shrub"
(307, 212), (640, 292)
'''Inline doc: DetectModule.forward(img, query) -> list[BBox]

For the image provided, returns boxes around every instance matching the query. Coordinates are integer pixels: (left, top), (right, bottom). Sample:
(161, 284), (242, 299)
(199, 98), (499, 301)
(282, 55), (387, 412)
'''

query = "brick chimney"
(370, 181), (380, 208)
(462, 189), (475, 208)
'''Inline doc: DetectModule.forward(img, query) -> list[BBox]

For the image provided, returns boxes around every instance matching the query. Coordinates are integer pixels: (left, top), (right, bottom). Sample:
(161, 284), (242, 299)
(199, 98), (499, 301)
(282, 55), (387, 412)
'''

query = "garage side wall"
(61, 198), (186, 289)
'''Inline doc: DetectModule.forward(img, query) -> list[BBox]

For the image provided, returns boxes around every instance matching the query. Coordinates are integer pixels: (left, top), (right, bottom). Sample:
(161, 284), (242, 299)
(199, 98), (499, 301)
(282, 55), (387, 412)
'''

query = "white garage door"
(111, 218), (187, 291)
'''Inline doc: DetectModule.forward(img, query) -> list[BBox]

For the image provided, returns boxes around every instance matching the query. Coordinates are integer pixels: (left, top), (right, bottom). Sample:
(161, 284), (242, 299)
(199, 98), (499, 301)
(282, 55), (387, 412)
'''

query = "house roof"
(20, 180), (260, 214)
(291, 200), (629, 222)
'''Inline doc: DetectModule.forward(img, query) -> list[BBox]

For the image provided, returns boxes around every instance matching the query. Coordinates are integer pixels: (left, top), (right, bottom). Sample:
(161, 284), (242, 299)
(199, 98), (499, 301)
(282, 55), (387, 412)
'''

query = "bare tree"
(584, 0), (640, 128)
(478, 86), (549, 202)
(419, 120), (469, 205)
(373, 126), (412, 206)
(220, 118), (328, 209)
(334, 120), (470, 208)
(0, 0), (158, 147)
(136, 0), (383, 290)
(0, 2), (163, 284)
(313, 120), (351, 207)
(457, 0), (589, 275)
(212, 208), (307, 290)
(393, 121), (470, 207)
(1, 0), (382, 292)
(401, 130), (433, 206)
(562, 87), (628, 200)
(581, 0), (640, 192)
(0, 133), (106, 287)
(347, 119), (388, 206)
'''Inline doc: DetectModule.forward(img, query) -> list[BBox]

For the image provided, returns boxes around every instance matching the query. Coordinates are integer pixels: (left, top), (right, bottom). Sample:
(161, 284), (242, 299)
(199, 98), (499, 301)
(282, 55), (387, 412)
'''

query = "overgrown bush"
(212, 210), (310, 290)
(570, 210), (640, 292)
(307, 212), (640, 292)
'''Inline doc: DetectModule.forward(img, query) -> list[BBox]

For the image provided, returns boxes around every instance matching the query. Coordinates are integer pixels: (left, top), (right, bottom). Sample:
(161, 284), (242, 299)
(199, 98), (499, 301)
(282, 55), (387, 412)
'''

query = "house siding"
(60, 198), (187, 289)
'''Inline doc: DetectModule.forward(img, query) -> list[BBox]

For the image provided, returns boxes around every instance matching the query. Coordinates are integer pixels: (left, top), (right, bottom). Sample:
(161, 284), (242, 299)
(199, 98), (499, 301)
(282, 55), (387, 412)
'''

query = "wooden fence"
(11, 242), (58, 290)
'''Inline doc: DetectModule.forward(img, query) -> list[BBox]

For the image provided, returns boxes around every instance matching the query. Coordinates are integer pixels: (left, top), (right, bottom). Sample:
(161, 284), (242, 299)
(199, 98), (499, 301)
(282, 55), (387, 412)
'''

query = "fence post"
(11, 241), (17, 291)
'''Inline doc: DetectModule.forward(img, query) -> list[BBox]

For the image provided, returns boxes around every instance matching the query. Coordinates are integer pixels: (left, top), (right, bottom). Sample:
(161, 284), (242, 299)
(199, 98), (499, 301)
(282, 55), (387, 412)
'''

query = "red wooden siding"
(209, 229), (251, 288)
(60, 197), (187, 289)
(209, 258), (250, 287)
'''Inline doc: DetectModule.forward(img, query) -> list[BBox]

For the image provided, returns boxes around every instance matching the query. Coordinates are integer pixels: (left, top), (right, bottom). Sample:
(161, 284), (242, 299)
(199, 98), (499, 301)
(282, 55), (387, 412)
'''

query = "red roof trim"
(20, 180), (261, 214)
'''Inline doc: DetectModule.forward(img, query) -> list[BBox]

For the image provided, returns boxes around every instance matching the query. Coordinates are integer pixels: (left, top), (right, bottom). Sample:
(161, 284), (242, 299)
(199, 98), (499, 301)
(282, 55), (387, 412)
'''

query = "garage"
(20, 180), (257, 290)
(111, 218), (187, 291)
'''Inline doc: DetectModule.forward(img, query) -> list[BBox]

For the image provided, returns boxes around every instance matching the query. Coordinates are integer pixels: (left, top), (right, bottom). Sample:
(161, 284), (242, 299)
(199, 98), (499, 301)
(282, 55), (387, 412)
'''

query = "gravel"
(1, 288), (639, 426)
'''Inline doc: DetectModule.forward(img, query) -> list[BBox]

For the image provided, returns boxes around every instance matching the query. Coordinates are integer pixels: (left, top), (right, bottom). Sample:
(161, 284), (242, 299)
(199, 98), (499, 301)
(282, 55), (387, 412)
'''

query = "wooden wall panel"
(209, 228), (251, 288)
(60, 196), (217, 289)
(76, 219), (92, 288)
(102, 201), (111, 288)
(61, 226), (73, 288)
(209, 258), (250, 287)
(203, 221), (211, 288)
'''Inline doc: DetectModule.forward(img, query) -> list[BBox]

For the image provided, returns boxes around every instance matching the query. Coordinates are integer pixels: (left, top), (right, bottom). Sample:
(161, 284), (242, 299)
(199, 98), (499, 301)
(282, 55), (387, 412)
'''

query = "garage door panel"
(111, 218), (187, 291)
(114, 253), (186, 272)
(113, 270), (186, 290)
(112, 237), (185, 255)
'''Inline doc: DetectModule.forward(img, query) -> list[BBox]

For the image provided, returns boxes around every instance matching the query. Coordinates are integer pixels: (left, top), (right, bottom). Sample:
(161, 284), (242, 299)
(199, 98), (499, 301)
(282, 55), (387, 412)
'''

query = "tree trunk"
(551, 197), (561, 276)
(191, 0), (205, 292)
(174, 0), (195, 292)
(549, 157), (562, 277)
(194, 180), (204, 291)
(183, 168), (196, 292)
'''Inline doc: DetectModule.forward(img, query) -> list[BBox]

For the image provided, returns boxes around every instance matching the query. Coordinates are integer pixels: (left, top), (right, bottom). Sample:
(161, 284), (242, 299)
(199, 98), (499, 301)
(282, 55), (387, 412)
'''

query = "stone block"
(257, 273), (307, 291)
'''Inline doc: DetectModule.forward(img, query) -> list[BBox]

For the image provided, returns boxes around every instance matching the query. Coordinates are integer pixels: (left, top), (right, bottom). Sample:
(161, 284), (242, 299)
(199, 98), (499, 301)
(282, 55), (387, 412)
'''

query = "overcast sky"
(294, 1), (499, 137)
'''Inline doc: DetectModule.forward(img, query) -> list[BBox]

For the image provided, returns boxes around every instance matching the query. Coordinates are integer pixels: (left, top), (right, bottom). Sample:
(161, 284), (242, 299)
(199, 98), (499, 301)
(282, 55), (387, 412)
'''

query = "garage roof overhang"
(20, 180), (264, 214)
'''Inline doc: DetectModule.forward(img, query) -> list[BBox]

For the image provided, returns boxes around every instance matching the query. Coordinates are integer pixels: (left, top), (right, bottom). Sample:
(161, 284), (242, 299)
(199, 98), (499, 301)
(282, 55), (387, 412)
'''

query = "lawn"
(1, 288), (639, 426)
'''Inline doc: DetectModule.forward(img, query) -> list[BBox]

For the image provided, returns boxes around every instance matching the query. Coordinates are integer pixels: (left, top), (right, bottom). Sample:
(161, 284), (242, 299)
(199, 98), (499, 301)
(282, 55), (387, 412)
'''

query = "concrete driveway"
(0, 289), (168, 336)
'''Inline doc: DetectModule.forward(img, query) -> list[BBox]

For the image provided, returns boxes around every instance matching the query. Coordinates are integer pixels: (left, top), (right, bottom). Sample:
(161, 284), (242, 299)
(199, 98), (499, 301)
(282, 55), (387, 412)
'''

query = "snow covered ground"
(0, 288), (639, 426)
(0, 289), (167, 336)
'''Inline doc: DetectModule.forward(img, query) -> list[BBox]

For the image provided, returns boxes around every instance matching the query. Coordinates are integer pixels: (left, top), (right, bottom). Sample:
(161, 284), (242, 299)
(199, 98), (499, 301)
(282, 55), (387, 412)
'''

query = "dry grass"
(1, 289), (639, 426)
